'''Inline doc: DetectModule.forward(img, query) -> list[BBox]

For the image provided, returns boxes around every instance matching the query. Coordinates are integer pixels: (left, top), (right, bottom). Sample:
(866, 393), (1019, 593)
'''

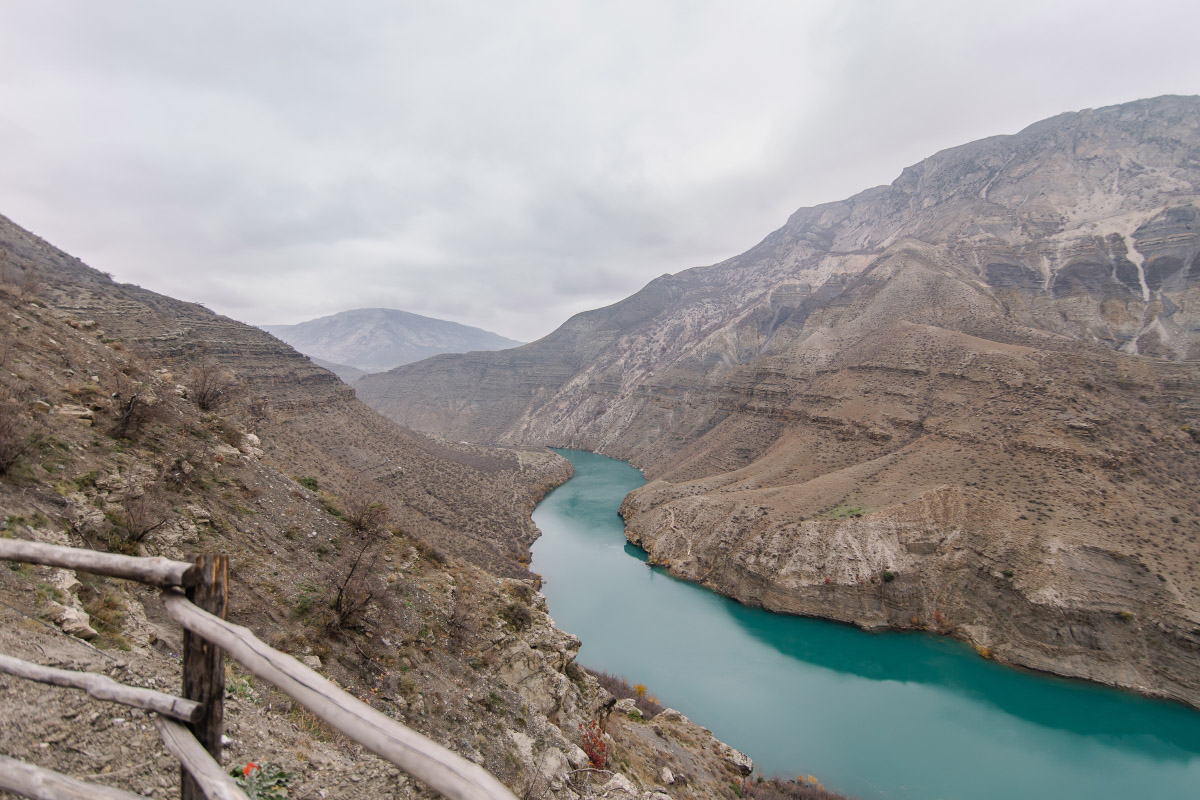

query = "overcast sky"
(1, 1), (1197, 341)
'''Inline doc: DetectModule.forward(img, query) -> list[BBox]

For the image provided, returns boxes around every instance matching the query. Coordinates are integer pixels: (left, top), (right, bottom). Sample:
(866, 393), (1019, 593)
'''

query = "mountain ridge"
(356, 95), (1200, 709)
(263, 306), (522, 374)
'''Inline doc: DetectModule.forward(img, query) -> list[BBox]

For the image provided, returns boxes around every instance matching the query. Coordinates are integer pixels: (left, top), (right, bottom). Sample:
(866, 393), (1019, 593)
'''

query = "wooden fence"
(0, 538), (517, 800)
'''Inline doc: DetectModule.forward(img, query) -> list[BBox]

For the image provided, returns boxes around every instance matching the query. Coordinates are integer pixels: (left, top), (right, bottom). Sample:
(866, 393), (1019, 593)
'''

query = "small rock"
(51, 603), (98, 640)
(213, 443), (242, 462)
(56, 404), (94, 424)
(614, 698), (640, 717)
(598, 773), (638, 798)
(657, 767), (674, 785)
(566, 744), (590, 769)
(301, 655), (323, 670)
(653, 708), (690, 725)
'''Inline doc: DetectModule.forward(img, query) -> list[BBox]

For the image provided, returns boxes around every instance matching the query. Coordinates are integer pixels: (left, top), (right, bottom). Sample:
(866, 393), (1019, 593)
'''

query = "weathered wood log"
(181, 554), (227, 800)
(161, 590), (518, 800)
(0, 754), (148, 800)
(0, 538), (196, 588)
(0, 652), (200, 722)
(153, 716), (248, 800)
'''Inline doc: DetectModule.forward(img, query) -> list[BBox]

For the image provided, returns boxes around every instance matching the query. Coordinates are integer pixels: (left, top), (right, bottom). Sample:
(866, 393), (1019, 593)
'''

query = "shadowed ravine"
(530, 449), (1200, 800)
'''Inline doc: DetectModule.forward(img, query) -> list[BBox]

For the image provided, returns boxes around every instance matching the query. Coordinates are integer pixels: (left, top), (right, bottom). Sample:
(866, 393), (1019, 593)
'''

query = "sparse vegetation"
(343, 492), (388, 534)
(329, 527), (387, 631)
(585, 668), (665, 718)
(577, 719), (607, 768)
(744, 775), (851, 800)
(190, 360), (238, 412)
(822, 503), (866, 520)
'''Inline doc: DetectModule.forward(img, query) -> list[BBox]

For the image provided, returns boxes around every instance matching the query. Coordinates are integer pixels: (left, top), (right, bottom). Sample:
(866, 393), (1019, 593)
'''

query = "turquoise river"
(529, 449), (1200, 800)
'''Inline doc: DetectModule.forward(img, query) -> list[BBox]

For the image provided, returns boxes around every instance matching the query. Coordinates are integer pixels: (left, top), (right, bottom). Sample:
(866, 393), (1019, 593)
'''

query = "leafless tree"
(343, 492), (389, 534)
(109, 371), (161, 440)
(120, 489), (171, 544)
(189, 360), (238, 411)
(330, 530), (386, 630)
(0, 398), (34, 476)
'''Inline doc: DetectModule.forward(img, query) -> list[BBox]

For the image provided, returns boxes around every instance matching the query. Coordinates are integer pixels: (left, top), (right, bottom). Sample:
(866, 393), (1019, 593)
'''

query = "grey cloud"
(0, 1), (1197, 341)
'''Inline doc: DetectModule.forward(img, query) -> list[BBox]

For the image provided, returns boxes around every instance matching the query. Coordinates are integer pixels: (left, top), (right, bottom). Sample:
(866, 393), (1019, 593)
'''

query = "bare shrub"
(189, 361), (238, 411)
(343, 492), (389, 534)
(0, 258), (41, 304)
(330, 530), (386, 631)
(109, 372), (162, 440)
(107, 486), (171, 554)
(0, 394), (35, 476)
(16, 269), (42, 304)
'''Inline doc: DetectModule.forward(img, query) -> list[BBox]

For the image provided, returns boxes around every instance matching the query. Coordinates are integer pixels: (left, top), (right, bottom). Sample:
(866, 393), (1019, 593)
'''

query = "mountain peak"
(262, 308), (522, 374)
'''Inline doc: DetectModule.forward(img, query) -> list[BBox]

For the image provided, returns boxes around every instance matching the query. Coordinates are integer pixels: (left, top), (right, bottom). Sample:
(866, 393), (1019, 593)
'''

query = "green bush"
(229, 762), (292, 799)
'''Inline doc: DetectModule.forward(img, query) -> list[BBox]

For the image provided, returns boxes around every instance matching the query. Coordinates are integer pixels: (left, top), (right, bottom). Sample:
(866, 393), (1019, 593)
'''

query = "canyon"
(0, 214), (769, 799)
(357, 95), (1200, 709)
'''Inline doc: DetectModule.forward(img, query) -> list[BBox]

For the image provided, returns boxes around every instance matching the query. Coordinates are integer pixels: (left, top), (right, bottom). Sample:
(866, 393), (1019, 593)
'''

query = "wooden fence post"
(182, 554), (227, 800)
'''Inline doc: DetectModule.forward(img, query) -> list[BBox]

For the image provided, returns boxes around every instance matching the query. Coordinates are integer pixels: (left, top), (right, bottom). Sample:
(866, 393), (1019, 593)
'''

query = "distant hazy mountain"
(262, 308), (522, 374)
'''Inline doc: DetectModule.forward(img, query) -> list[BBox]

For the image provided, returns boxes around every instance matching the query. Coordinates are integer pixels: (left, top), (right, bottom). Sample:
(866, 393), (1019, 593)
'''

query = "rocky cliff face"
(263, 307), (522, 374)
(357, 96), (1200, 708)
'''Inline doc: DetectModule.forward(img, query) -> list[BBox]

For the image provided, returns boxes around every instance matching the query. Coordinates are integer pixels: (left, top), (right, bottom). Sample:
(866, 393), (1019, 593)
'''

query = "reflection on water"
(531, 450), (1200, 800)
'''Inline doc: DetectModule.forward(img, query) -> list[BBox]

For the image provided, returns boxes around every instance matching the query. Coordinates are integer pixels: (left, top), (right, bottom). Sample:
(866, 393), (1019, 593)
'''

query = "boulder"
(597, 773), (639, 798)
(50, 603), (98, 640)
(714, 741), (753, 775)
(614, 698), (641, 718)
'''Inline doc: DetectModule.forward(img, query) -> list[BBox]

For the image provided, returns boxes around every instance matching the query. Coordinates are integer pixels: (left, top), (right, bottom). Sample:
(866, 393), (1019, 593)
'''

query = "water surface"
(530, 449), (1200, 800)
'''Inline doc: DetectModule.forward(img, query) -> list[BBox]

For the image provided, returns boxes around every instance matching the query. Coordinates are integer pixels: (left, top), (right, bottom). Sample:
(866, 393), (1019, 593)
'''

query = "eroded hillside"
(357, 96), (1200, 708)
(0, 217), (780, 800)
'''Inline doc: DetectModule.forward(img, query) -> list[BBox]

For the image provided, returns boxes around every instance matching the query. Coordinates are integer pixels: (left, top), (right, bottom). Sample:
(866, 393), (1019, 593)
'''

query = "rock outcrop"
(358, 95), (1200, 708)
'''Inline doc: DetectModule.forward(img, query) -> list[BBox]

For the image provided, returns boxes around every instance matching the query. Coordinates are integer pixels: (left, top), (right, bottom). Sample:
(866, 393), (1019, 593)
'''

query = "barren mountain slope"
(264, 308), (522, 374)
(0, 217), (772, 799)
(358, 96), (1200, 707)
(0, 212), (568, 576)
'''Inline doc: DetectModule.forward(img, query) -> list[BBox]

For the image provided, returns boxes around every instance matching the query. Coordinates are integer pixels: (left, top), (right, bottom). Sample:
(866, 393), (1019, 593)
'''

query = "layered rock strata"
(358, 96), (1200, 707)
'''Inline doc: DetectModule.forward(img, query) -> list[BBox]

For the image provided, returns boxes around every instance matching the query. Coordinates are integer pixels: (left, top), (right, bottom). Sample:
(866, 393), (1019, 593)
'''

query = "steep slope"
(0, 215), (770, 799)
(358, 95), (1200, 708)
(263, 308), (522, 374)
(310, 355), (368, 383)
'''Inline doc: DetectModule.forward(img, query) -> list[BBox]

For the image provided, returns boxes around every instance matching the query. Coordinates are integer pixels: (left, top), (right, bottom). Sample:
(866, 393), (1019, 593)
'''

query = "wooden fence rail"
(0, 754), (148, 800)
(162, 590), (518, 800)
(0, 653), (201, 722)
(0, 539), (518, 800)
(0, 538), (197, 588)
